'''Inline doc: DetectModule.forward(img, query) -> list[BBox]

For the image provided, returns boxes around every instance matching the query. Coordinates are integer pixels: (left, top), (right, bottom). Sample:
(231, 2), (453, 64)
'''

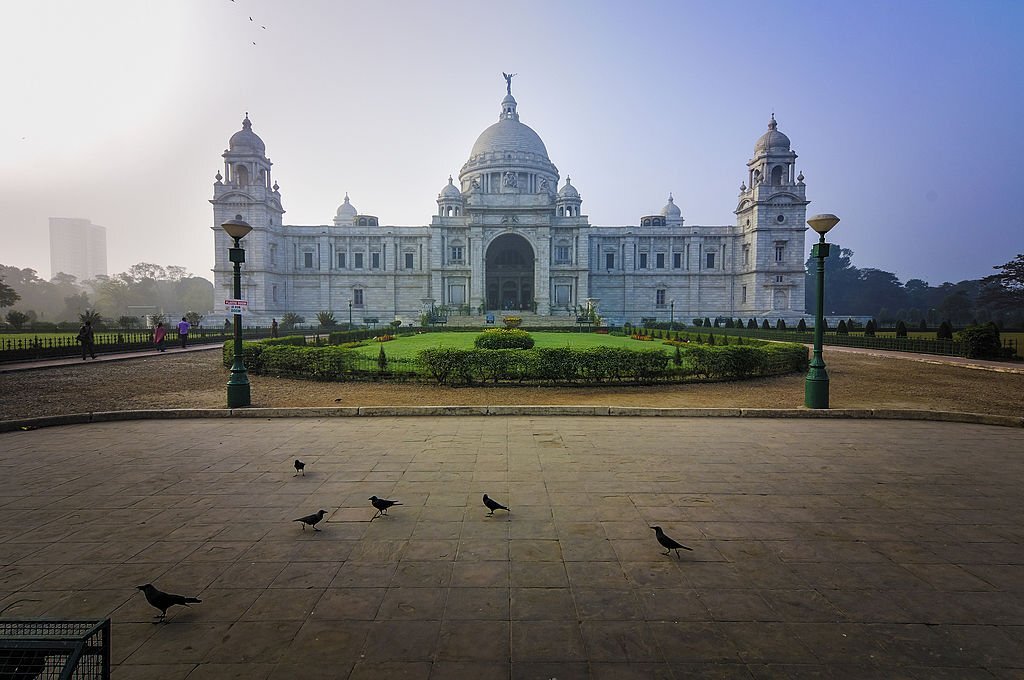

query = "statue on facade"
(470, 176), (480, 191)
(503, 171), (517, 188)
(539, 177), (549, 193)
(502, 71), (516, 95)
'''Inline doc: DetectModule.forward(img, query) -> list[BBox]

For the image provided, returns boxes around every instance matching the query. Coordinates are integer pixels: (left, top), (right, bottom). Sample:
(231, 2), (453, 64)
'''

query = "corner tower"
(211, 114), (285, 321)
(734, 115), (808, 317)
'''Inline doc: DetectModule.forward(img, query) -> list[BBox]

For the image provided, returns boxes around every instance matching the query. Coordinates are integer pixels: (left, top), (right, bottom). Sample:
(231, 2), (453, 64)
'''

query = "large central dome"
(470, 95), (549, 159)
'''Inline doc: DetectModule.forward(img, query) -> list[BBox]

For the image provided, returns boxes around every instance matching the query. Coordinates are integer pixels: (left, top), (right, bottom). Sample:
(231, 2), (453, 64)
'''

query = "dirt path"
(2, 348), (1022, 421)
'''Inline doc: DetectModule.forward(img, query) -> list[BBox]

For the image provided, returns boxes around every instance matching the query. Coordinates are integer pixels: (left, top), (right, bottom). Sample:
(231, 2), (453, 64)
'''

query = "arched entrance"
(485, 234), (534, 311)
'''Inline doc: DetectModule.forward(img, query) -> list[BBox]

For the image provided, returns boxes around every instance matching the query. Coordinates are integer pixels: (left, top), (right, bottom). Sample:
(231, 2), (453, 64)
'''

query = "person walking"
(153, 322), (167, 352)
(77, 320), (96, 360)
(271, 318), (279, 338)
(177, 317), (191, 349)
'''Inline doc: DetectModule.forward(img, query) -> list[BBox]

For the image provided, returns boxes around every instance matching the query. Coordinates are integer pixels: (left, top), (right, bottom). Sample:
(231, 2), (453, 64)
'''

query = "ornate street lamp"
(670, 299), (675, 330)
(348, 299), (353, 329)
(805, 213), (840, 409)
(222, 214), (252, 408)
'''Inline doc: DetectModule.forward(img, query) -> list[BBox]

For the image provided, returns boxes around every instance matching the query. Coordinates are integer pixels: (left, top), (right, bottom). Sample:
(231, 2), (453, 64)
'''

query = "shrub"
(837, 320), (848, 335)
(703, 317), (712, 328)
(317, 311), (338, 329)
(776, 319), (787, 330)
(747, 319), (757, 329)
(895, 320), (907, 338)
(673, 344), (682, 366)
(725, 318), (735, 328)
(503, 316), (522, 328)
(864, 319), (876, 337)
(761, 319), (770, 330)
(474, 328), (535, 349)
(5, 310), (30, 330)
(281, 312), (304, 330)
(797, 318), (807, 332)
(377, 346), (388, 372)
(185, 311), (204, 327)
(918, 319), (928, 331)
(956, 322), (1003, 359)
(692, 318), (703, 327)
(707, 333), (716, 346)
(937, 320), (953, 340)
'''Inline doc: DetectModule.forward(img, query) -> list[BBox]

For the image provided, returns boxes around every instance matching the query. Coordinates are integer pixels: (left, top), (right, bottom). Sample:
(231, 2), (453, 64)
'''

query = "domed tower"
(436, 176), (464, 217)
(333, 193), (357, 226)
(458, 88), (559, 202)
(556, 177), (582, 217)
(211, 114), (285, 323)
(734, 114), (808, 317)
(660, 194), (683, 227)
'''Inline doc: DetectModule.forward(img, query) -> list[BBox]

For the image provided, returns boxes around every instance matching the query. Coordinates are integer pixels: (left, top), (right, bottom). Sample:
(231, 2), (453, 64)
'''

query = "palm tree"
(79, 309), (103, 326)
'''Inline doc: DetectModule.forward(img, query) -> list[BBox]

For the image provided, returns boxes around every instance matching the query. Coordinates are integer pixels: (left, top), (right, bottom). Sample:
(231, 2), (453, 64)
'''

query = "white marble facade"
(211, 82), (809, 327)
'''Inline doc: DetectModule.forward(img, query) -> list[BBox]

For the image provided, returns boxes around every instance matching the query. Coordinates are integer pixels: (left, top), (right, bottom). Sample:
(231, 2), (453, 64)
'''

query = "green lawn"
(349, 331), (662, 360)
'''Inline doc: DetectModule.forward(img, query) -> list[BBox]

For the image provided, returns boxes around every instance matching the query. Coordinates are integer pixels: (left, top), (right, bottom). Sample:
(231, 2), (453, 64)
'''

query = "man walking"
(77, 320), (96, 360)
(177, 316), (191, 349)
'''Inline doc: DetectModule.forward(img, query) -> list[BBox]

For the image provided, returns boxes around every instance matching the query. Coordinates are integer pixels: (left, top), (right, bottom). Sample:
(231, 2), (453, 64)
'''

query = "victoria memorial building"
(211, 79), (810, 326)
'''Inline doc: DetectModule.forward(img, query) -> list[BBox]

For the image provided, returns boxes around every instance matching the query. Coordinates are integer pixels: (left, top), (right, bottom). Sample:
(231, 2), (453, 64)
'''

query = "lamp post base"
(804, 375), (829, 409)
(226, 358), (251, 408)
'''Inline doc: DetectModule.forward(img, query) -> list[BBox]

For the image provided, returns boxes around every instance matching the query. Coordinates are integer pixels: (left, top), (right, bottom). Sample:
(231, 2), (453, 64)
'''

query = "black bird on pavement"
(369, 496), (401, 519)
(482, 494), (509, 516)
(136, 583), (202, 623)
(651, 526), (693, 558)
(294, 509), (327, 531)
(293, 459), (305, 476)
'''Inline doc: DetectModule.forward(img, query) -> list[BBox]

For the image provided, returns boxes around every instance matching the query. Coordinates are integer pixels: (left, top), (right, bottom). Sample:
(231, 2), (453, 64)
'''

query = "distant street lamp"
(805, 213), (840, 409)
(670, 299), (675, 330)
(348, 299), (353, 328)
(222, 214), (252, 408)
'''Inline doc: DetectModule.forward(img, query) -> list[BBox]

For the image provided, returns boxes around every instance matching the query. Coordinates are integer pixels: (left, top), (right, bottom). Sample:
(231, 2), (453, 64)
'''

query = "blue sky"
(1, 0), (1020, 284)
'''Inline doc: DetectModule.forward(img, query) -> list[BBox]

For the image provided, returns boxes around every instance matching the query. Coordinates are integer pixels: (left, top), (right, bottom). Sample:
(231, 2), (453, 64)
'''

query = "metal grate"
(0, 620), (109, 680)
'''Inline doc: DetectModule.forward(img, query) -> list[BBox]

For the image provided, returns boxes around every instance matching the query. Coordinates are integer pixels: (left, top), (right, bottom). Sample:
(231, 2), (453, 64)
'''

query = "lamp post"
(670, 299), (675, 330)
(805, 213), (840, 409)
(348, 300), (353, 329)
(222, 214), (252, 408)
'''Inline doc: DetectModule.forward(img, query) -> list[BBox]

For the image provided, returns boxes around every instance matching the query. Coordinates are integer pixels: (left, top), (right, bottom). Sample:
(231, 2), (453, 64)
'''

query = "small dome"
(558, 177), (579, 199)
(660, 194), (681, 217)
(439, 176), (462, 200)
(228, 114), (266, 155)
(336, 193), (357, 218)
(754, 114), (791, 154)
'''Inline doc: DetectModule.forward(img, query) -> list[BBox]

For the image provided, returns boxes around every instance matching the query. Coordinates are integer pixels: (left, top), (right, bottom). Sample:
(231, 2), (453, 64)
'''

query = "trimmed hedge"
(417, 346), (670, 384)
(474, 328), (535, 349)
(226, 336), (808, 385)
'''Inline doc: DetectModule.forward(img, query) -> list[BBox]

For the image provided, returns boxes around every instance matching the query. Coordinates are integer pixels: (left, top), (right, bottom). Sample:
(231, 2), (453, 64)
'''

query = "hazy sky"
(1, 0), (1021, 285)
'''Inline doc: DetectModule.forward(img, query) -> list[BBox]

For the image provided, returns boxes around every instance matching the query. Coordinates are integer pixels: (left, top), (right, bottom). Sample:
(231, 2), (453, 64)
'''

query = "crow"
(294, 509), (327, 531)
(651, 526), (693, 558)
(136, 583), (202, 623)
(369, 496), (401, 519)
(482, 494), (509, 516)
(293, 459), (305, 476)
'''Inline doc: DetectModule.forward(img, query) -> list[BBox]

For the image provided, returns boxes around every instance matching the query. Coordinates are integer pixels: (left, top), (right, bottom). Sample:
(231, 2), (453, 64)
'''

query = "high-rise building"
(49, 217), (108, 282)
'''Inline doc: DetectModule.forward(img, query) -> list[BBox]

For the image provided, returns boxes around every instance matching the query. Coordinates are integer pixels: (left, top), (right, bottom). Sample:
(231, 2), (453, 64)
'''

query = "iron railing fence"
(0, 619), (109, 679)
(633, 324), (1022, 360)
(0, 328), (272, 363)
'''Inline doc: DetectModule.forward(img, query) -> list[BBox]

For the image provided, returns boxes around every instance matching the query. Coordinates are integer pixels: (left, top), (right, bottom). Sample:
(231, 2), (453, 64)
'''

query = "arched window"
(771, 165), (785, 186)
(235, 165), (249, 186)
(358, 218), (368, 226)
(558, 207), (564, 217)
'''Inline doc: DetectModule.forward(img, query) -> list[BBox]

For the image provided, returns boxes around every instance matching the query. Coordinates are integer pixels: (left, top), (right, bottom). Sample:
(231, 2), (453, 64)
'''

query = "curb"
(2, 406), (1021, 432)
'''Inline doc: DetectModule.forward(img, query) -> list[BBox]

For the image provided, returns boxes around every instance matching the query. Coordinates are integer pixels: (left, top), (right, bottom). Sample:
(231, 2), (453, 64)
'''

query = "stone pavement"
(1, 416), (1023, 679)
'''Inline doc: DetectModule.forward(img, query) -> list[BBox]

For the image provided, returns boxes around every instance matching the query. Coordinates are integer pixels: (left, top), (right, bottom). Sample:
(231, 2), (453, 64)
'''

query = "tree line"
(805, 249), (1023, 327)
(0, 263), (214, 330)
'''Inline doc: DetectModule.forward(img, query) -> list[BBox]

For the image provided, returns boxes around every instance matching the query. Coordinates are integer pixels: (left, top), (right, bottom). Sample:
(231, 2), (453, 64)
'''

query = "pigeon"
(294, 509), (327, 531)
(293, 459), (305, 476)
(136, 584), (202, 623)
(482, 494), (509, 516)
(651, 526), (693, 558)
(369, 496), (401, 519)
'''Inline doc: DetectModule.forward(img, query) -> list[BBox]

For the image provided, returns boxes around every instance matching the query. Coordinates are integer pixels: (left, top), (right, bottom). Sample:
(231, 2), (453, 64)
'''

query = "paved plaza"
(1, 416), (1023, 679)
